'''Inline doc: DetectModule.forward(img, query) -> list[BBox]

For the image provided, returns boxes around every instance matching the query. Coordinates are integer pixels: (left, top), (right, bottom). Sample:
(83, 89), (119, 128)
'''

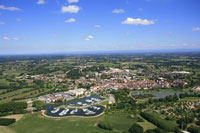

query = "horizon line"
(1, 48), (200, 56)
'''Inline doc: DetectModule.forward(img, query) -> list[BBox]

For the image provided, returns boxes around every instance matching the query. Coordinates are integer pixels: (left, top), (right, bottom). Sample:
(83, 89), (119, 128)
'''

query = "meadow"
(7, 111), (157, 133)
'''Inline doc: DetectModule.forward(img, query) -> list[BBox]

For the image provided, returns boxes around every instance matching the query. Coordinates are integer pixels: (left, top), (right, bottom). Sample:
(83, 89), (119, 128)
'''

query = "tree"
(32, 100), (44, 111)
(0, 102), (27, 113)
(128, 124), (144, 133)
(187, 126), (200, 133)
(146, 129), (156, 133)
(0, 118), (16, 126)
(98, 121), (113, 130)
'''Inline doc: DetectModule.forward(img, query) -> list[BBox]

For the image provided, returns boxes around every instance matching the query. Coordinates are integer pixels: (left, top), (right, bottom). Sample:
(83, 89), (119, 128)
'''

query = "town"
(0, 53), (200, 133)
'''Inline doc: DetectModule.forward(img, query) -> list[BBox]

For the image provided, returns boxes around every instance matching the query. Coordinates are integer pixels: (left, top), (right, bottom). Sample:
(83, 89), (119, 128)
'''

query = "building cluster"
(37, 88), (87, 103)
(18, 67), (189, 94)
(154, 100), (200, 119)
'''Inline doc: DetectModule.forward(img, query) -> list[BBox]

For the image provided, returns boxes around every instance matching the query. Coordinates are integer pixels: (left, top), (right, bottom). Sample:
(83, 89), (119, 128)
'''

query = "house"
(66, 88), (86, 96)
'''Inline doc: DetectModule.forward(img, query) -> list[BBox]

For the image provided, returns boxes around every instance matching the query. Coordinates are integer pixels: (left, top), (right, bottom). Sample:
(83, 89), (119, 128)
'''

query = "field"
(7, 111), (157, 133)
(103, 112), (137, 131)
(180, 97), (200, 101)
(9, 113), (114, 133)
(137, 116), (157, 131)
(0, 88), (52, 104)
(0, 126), (15, 133)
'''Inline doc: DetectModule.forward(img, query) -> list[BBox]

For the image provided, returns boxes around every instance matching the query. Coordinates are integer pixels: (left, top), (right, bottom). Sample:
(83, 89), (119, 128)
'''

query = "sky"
(0, 0), (200, 54)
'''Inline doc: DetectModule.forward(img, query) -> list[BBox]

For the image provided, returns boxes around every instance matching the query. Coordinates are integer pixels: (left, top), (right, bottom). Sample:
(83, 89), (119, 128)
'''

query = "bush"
(32, 100), (44, 111)
(0, 112), (13, 117)
(128, 123), (144, 133)
(141, 112), (178, 132)
(136, 116), (144, 122)
(145, 128), (167, 133)
(187, 126), (200, 133)
(146, 129), (156, 133)
(0, 118), (16, 126)
(0, 102), (27, 113)
(98, 121), (113, 130)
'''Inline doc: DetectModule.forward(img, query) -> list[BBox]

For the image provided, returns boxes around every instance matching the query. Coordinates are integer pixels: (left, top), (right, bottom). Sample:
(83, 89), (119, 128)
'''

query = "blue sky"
(0, 0), (200, 54)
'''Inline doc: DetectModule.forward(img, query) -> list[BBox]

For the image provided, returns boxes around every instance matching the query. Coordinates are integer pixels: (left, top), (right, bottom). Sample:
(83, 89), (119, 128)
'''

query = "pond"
(65, 94), (104, 106)
(45, 105), (104, 117)
(132, 90), (184, 99)
(44, 95), (104, 117)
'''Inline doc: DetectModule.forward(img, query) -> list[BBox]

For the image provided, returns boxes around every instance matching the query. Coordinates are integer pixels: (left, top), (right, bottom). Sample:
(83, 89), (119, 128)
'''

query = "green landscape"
(0, 53), (199, 133)
(1, 0), (200, 132)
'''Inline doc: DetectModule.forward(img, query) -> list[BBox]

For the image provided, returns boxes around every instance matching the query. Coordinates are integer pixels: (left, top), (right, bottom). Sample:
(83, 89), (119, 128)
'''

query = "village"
(17, 67), (191, 104)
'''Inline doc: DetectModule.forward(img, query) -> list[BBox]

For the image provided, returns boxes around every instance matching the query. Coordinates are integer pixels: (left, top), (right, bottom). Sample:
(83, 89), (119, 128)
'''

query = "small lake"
(45, 105), (104, 117)
(44, 95), (104, 117)
(65, 95), (104, 106)
(132, 90), (184, 99)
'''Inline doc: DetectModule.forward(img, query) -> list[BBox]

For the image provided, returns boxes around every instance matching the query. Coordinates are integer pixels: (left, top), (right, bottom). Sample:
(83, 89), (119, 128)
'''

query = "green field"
(9, 113), (114, 133)
(103, 112), (137, 131)
(7, 111), (156, 133)
(180, 97), (200, 101)
(0, 126), (15, 133)
(0, 88), (53, 104)
(137, 115), (157, 131)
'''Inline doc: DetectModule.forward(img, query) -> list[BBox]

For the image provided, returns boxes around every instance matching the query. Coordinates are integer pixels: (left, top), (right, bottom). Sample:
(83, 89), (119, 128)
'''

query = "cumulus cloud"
(192, 27), (200, 31)
(68, 0), (79, 3)
(0, 5), (20, 11)
(122, 17), (155, 25)
(2, 36), (21, 41)
(94, 25), (101, 28)
(37, 0), (45, 4)
(2, 36), (10, 40)
(112, 9), (125, 13)
(64, 18), (76, 23)
(13, 37), (20, 40)
(61, 5), (80, 13)
(85, 35), (93, 41)
(0, 22), (5, 24)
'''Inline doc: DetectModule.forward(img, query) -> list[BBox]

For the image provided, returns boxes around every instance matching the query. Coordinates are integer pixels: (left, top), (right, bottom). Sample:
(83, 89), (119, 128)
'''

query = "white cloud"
(61, 5), (80, 13)
(122, 17), (155, 25)
(0, 22), (5, 24)
(64, 18), (76, 23)
(2, 36), (10, 40)
(94, 25), (101, 28)
(85, 35), (93, 41)
(192, 27), (200, 31)
(2, 36), (21, 41)
(67, 0), (79, 3)
(183, 43), (188, 46)
(0, 5), (20, 11)
(112, 9), (125, 13)
(37, 0), (45, 4)
(13, 37), (20, 40)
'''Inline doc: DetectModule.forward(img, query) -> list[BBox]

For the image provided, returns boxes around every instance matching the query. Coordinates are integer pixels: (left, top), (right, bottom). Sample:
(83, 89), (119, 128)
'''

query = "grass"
(8, 111), (139, 133)
(0, 126), (15, 133)
(136, 98), (150, 104)
(99, 100), (109, 106)
(0, 89), (6, 94)
(141, 112), (178, 131)
(180, 97), (200, 101)
(0, 88), (52, 104)
(137, 115), (157, 131)
(103, 112), (137, 131)
(9, 112), (118, 133)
